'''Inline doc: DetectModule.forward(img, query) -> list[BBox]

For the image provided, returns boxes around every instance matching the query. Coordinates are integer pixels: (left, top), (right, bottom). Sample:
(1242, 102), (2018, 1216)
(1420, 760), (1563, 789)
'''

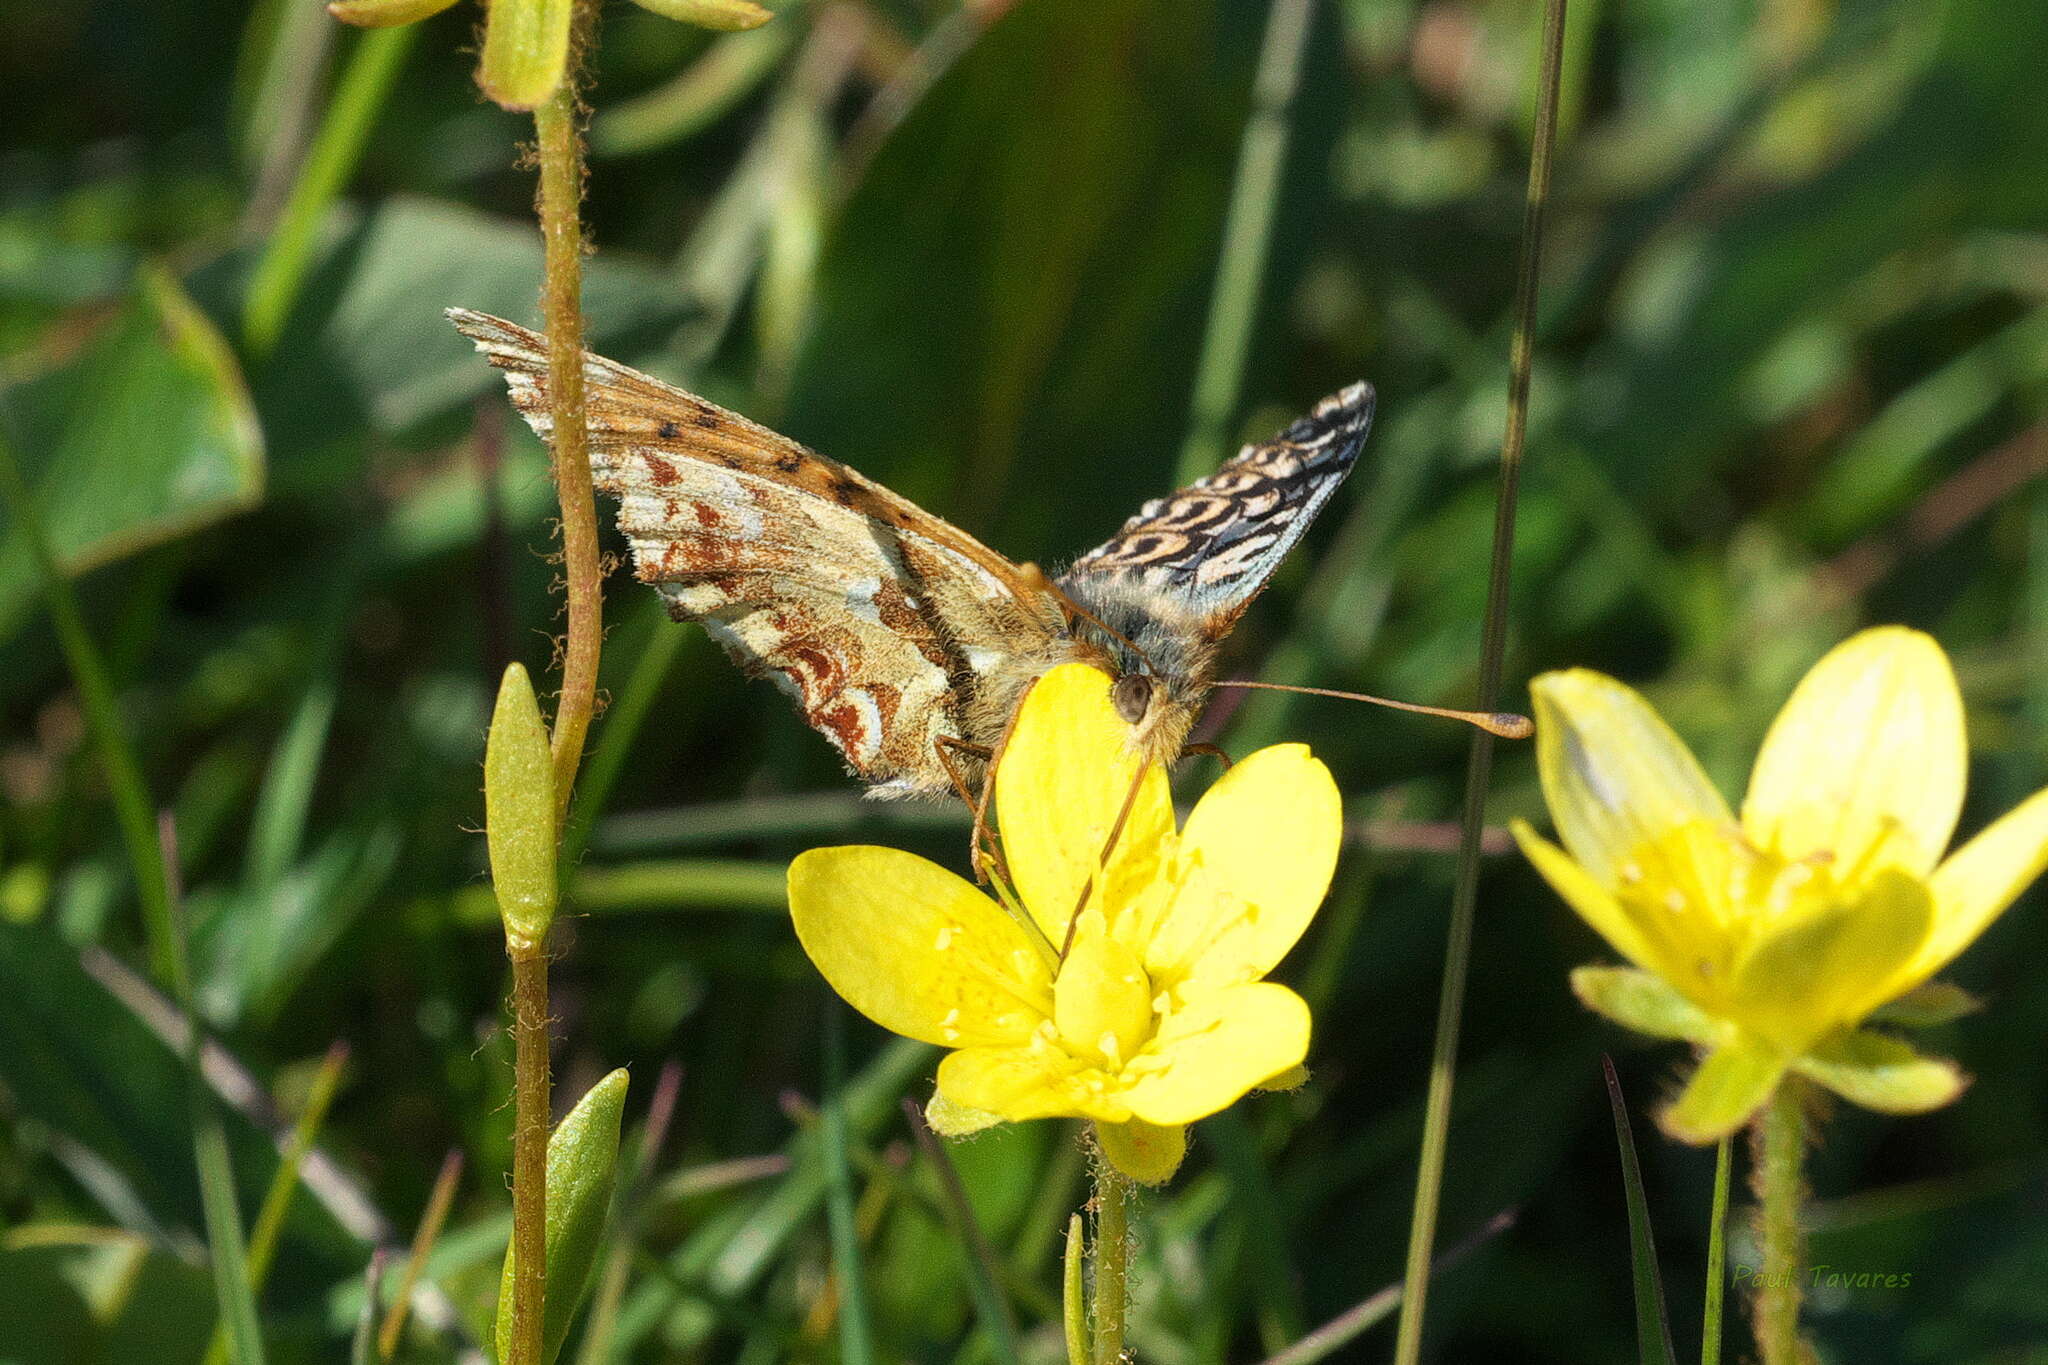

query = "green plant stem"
(1703, 1136), (1731, 1365)
(243, 25), (415, 355)
(1751, 1082), (1808, 1365)
(0, 435), (265, 1364)
(507, 943), (552, 1365)
(532, 38), (603, 831)
(1390, 4), (1566, 1363)
(1174, 0), (1317, 486)
(1090, 1164), (1130, 1365)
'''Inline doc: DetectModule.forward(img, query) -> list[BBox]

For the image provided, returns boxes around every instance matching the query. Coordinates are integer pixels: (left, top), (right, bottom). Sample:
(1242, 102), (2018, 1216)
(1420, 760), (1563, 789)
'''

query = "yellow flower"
(1514, 626), (2048, 1143)
(788, 664), (1341, 1183)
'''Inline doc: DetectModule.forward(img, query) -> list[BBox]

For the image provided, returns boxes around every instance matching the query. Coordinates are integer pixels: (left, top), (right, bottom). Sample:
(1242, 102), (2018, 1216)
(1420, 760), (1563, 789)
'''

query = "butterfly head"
(1058, 574), (1222, 766)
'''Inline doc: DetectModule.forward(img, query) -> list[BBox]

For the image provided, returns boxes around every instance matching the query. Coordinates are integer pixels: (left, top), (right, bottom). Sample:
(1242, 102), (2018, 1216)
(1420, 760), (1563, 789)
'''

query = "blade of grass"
(379, 1149), (466, 1359)
(243, 25), (416, 354)
(903, 1099), (1025, 1365)
(821, 1000), (874, 1365)
(1175, 0), (1318, 485)
(1703, 1137), (1731, 1365)
(1389, 5), (1566, 1363)
(1603, 1057), (1678, 1365)
(1259, 1210), (1517, 1365)
(202, 1041), (351, 1365)
(1062, 1213), (1087, 1365)
(0, 429), (265, 1363)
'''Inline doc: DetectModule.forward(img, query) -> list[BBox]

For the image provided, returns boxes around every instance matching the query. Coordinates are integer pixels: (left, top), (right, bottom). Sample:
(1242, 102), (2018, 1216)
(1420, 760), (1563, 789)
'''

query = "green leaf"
(626, 0), (772, 31)
(1868, 980), (1983, 1030)
(1658, 1039), (1786, 1145)
(1571, 966), (1724, 1044)
(1601, 1058), (1678, 1365)
(1792, 1029), (1968, 1114)
(0, 263), (264, 644)
(487, 663), (558, 949)
(497, 1069), (631, 1365)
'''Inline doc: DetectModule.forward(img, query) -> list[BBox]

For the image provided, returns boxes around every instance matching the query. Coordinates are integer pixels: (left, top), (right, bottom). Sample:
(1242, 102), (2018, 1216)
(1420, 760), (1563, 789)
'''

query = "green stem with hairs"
(532, 20), (603, 832)
(1751, 1082), (1809, 1365)
(507, 944), (552, 1365)
(1090, 1164), (1131, 1365)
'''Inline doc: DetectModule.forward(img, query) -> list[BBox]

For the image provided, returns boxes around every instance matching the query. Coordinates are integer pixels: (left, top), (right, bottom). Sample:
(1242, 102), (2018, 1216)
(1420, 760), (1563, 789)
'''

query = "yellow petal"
(995, 664), (1174, 947)
(1512, 821), (1666, 977)
(1728, 867), (1932, 1052)
(936, 1044), (1106, 1123)
(1053, 912), (1156, 1070)
(1529, 669), (1734, 889)
(1118, 983), (1310, 1126)
(1908, 784), (2048, 988)
(788, 847), (1051, 1048)
(1094, 1119), (1186, 1185)
(1143, 744), (1340, 988)
(1658, 1038), (1786, 1144)
(1742, 627), (1964, 878)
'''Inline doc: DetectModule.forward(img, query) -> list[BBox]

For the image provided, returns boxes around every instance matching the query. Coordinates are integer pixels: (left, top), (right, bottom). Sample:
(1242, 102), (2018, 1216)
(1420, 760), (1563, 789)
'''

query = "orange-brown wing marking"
(448, 309), (1067, 795)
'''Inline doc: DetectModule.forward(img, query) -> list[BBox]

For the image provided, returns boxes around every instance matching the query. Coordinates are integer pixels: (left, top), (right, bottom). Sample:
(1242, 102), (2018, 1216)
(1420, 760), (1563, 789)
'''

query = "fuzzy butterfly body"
(451, 308), (1373, 798)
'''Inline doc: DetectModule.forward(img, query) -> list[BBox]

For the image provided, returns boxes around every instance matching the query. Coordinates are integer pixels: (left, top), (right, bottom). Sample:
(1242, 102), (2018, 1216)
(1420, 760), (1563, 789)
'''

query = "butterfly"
(451, 308), (1374, 800)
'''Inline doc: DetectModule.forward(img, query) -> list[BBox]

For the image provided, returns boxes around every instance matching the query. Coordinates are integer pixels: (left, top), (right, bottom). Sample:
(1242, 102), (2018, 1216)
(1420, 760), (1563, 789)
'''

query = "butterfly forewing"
(449, 309), (1066, 794)
(1062, 382), (1375, 623)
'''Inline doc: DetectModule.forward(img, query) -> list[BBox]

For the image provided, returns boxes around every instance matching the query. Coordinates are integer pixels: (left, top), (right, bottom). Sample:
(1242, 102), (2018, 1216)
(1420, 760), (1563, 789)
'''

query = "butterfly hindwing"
(449, 309), (1067, 794)
(1062, 382), (1375, 622)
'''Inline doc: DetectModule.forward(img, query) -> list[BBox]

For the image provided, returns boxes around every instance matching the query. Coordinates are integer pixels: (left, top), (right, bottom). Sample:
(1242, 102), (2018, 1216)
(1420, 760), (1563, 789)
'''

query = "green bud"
(478, 0), (574, 110)
(326, 0), (460, 27)
(496, 1069), (630, 1365)
(486, 662), (557, 950)
(626, 0), (773, 31)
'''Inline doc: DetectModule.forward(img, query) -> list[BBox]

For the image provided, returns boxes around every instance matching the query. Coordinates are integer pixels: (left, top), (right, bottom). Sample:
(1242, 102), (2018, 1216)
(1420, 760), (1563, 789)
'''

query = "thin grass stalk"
(1174, 0), (1317, 487)
(1389, 4), (1567, 1361)
(1703, 1136), (1732, 1365)
(1089, 1163), (1130, 1365)
(0, 436), (265, 1364)
(1751, 1082), (1809, 1364)
(351, 1252), (389, 1365)
(532, 21), (604, 830)
(821, 1000), (875, 1365)
(378, 1148), (465, 1359)
(243, 25), (416, 354)
(902, 1100), (1025, 1364)
(202, 1041), (351, 1365)
(1603, 1057), (1677, 1365)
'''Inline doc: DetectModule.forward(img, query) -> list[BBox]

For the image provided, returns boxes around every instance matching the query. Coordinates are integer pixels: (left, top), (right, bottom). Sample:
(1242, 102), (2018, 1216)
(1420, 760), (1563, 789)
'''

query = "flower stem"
(1091, 1162), (1131, 1365)
(532, 22), (603, 831)
(507, 940), (552, 1365)
(1750, 1080), (1809, 1365)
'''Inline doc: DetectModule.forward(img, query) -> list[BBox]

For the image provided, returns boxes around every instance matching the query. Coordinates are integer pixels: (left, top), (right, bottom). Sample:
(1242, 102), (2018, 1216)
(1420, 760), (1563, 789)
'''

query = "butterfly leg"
(1179, 741), (1234, 770)
(933, 736), (1007, 886)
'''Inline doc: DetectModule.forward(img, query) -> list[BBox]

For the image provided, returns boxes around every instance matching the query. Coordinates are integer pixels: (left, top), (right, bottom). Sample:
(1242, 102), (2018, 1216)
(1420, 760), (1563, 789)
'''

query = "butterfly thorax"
(1055, 573), (1222, 766)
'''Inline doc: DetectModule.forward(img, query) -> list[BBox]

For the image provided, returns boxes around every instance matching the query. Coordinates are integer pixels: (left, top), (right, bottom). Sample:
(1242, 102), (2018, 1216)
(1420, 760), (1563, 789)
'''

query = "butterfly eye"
(1111, 673), (1154, 724)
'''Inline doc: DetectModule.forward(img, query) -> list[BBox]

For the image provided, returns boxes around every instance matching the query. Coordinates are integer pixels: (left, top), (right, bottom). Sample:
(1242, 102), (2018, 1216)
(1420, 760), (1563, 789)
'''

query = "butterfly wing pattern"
(1060, 382), (1375, 624)
(448, 309), (1067, 796)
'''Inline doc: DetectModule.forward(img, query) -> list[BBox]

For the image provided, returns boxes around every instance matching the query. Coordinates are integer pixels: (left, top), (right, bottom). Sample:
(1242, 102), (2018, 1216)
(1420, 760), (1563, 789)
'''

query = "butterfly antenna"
(1018, 563), (1168, 680)
(1211, 679), (1533, 740)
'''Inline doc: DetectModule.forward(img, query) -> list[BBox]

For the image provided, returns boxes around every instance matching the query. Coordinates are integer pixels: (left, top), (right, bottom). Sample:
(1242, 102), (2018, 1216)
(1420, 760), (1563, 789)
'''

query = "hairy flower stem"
(532, 28), (601, 831)
(1091, 1164), (1131, 1364)
(507, 942), (552, 1365)
(1751, 1080), (1810, 1365)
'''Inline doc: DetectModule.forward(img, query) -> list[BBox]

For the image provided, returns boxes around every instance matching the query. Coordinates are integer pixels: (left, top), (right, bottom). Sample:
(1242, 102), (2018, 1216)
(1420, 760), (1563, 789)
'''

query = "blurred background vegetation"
(3, 0), (2047, 1359)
